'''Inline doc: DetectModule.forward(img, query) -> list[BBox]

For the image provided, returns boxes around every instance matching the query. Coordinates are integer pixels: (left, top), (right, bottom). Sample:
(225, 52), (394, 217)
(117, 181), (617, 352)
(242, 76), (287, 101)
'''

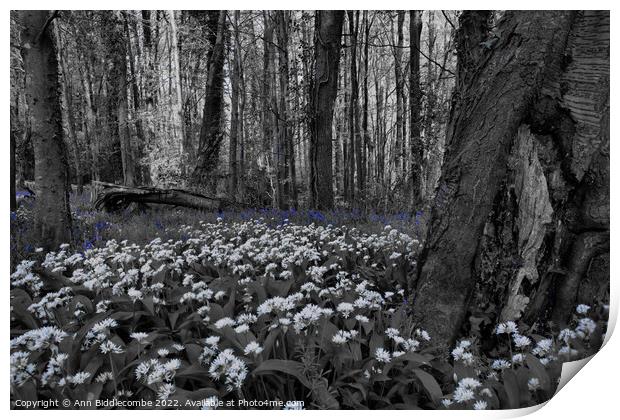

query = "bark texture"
(309, 11), (345, 210)
(415, 10), (609, 344)
(19, 10), (72, 248)
(412, 11), (577, 345)
(94, 182), (222, 212)
(193, 11), (227, 187)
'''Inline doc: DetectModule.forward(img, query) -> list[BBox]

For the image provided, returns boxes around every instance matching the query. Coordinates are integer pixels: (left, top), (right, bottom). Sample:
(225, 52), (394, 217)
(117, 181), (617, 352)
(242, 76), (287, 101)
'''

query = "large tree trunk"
(411, 11), (590, 345)
(193, 11), (226, 188)
(309, 11), (344, 210)
(19, 10), (72, 248)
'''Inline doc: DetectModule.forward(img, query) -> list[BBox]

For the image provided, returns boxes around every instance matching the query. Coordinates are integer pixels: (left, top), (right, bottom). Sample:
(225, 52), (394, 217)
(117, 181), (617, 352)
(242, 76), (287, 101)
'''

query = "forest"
(9, 10), (609, 410)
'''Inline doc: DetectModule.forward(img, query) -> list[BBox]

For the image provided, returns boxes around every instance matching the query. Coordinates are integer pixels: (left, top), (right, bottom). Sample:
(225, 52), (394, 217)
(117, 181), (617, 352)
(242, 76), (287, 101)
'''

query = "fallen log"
(93, 182), (225, 212)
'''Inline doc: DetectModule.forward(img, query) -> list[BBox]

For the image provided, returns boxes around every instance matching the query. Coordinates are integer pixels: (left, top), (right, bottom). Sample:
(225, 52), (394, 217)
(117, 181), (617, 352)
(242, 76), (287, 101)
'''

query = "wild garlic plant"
(10, 219), (607, 409)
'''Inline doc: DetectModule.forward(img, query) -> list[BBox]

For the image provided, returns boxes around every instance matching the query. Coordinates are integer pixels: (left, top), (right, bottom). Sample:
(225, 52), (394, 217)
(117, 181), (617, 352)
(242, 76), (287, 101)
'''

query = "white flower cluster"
(452, 340), (475, 365)
(208, 348), (248, 392)
(10, 326), (67, 352)
(135, 358), (182, 385)
(28, 287), (73, 321)
(11, 260), (43, 295)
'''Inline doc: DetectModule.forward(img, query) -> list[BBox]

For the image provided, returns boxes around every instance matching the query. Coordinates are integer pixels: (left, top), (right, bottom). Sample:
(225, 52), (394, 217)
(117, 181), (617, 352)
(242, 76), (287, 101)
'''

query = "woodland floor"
(9, 190), (607, 409)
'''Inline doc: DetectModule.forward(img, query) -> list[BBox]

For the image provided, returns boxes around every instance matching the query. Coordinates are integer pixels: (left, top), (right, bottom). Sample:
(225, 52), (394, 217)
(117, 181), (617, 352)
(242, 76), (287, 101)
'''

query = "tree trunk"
(262, 12), (276, 205)
(348, 11), (363, 203)
(361, 11), (370, 199)
(55, 25), (83, 195)
(309, 11), (344, 210)
(106, 12), (135, 186)
(228, 10), (241, 200)
(166, 10), (186, 159)
(411, 11), (583, 345)
(19, 10), (72, 248)
(10, 107), (17, 211)
(393, 11), (405, 180)
(124, 11), (148, 184)
(94, 182), (222, 212)
(275, 11), (296, 209)
(193, 11), (226, 188)
(409, 11), (423, 209)
(78, 51), (100, 190)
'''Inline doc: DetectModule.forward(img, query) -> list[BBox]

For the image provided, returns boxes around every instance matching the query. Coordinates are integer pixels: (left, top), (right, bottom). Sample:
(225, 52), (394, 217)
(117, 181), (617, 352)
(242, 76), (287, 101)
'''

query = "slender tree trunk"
(124, 11), (147, 184)
(167, 10), (186, 158)
(238, 45), (246, 199)
(262, 12), (276, 205)
(393, 11), (405, 180)
(55, 25), (83, 195)
(19, 10), (72, 248)
(275, 11), (296, 209)
(309, 11), (344, 210)
(343, 41), (350, 202)
(348, 11), (363, 204)
(228, 10), (241, 200)
(78, 52), (100, 189)
(409, 11), (423, 208)
(106, 12), (135, 186)
(360, 11), (370, 199)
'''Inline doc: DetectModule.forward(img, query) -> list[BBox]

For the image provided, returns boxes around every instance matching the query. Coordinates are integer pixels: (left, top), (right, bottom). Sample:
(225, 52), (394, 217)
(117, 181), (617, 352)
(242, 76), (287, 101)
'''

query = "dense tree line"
(10, 10), (456, 211)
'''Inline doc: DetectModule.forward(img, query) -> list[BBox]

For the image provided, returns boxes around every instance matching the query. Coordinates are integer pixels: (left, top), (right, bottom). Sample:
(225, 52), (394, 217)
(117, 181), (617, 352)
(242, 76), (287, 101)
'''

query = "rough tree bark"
(411, 11), (598, 345)
(309, 11), (345, 210)
(193, 11), (226, 188)
(94, 182), (222, 212)
(19, 10), (72, 248)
